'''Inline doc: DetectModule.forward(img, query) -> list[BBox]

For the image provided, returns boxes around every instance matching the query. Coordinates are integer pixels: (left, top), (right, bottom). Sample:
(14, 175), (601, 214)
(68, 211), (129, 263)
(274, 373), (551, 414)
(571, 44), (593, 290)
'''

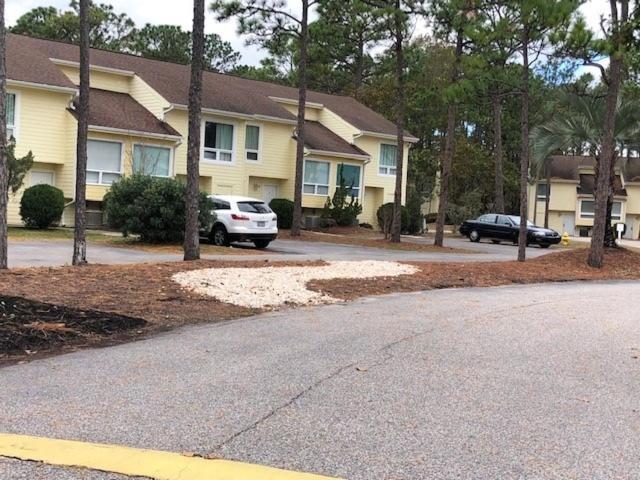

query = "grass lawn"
(7, 227), (262, 255)
(1, 248), (639, 365)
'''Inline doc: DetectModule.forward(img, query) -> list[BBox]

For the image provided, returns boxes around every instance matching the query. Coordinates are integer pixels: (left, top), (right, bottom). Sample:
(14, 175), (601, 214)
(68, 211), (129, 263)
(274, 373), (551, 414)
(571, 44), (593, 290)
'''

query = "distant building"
(528, 155), (640, 239)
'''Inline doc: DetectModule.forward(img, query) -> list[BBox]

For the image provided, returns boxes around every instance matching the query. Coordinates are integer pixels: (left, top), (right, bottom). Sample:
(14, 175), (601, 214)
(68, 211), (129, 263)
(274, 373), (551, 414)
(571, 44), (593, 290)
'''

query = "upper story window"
(204, 121), (234, 162)
(379, 143), (397, 176)
(536, 183), (549, 200)
(245, 125), (260, 161)
(579, 200), (622, 220)
(337, 163), (361, 197)
(87, 139), (122, 185)
(303, 159), (330, 195)
(6, 93), (16, 139)
(133, 144), (171, 177)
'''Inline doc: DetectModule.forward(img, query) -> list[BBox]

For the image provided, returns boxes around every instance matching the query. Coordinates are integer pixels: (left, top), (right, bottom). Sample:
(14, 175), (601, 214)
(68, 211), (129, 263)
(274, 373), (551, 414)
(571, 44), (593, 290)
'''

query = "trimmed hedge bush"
(376, 202), (410, 237)
(103, 174), (214, 243)
(20, 184), (65, 229)
(269, 198), (294, 229)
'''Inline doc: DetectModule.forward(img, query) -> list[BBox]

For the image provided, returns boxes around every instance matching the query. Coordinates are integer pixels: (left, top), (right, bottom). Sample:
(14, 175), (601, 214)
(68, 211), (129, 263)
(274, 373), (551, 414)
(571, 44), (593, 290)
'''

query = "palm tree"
(73, 0), (89, 265)
(183, 0), (205, 261)
(530, 91), (640, 248)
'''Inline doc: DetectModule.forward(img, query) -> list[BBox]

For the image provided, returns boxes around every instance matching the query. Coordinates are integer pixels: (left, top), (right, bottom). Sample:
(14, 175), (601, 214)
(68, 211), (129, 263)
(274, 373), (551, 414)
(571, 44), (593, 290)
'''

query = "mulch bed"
(309, 248), (640, 300)
(0, 296), (146, 357)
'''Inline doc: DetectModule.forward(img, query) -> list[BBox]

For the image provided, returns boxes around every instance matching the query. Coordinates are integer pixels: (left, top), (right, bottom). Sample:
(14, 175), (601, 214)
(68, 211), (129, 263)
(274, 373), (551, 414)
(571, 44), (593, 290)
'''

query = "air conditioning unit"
(86, 210), (104, 228)
(304, 215), (321, 229)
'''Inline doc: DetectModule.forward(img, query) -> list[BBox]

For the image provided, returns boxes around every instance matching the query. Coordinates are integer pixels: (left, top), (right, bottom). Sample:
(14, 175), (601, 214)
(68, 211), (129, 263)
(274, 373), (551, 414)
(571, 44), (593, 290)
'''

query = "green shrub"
(321, 178), (362, 227)
(20, 184), (65, 229)
(103, 174), (214, 243)
(269, 198), (294, 229)
(376, 202), (411, 237)
(404, 187), (425, 235)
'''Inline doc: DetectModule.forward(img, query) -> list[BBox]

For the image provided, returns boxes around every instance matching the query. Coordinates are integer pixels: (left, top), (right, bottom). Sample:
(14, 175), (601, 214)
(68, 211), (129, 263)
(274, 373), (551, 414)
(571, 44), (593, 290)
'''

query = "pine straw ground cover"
(308, 248), (640, 299)
(281, 228), (476, 253)
(1, 249), (639, 365)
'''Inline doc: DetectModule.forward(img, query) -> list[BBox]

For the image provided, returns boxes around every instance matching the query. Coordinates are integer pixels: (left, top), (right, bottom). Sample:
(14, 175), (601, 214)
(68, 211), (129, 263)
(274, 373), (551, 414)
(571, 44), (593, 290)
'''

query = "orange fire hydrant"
(561, 232), (570, 247)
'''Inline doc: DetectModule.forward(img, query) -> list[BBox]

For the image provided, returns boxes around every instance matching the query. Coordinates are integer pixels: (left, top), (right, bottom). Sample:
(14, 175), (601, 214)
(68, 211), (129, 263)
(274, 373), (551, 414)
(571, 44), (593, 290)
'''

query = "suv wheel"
(469, 230), (480, 242)
(211, 224), (230, 247)
(253, 240), (271, 249)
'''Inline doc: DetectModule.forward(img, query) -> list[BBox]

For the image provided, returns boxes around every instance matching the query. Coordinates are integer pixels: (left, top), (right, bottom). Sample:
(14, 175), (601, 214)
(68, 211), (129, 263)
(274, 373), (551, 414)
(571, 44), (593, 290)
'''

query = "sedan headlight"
(535, 231), (546, 236)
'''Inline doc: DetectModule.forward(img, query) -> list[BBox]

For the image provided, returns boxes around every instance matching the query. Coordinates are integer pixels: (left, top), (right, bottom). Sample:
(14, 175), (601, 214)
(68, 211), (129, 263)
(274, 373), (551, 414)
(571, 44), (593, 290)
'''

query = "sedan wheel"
(469, 230), (480, 242)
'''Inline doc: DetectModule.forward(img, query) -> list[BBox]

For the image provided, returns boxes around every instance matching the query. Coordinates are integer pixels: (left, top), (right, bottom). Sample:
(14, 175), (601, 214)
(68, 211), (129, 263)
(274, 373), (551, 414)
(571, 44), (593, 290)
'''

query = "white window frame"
(244, 123), (262, 162)
(132, 142), (174, 177)
(201, 118), (237, 165)
(536, 182), (549, 200)
(379, 143), (398, 177)
(30, 170), (55, 187)
(87, 138), (124, 186)
(336, 161), (363, 199)
(303, 159), (331, 196)
(579, 199), (624, 221)
(612, 201), (623, 221)
(6, 90), (19, 141)
(579, 200), (595, 219)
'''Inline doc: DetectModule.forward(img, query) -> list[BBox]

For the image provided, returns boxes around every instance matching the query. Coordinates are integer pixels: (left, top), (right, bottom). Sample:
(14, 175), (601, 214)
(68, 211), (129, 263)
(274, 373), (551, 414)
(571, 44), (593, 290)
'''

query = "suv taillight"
(231, 214), (250, 221)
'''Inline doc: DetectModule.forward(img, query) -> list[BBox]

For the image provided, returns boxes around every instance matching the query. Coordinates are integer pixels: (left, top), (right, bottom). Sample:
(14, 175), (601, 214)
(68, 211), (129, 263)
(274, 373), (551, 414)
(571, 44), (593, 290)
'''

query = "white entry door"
(262, 184), (278, 204)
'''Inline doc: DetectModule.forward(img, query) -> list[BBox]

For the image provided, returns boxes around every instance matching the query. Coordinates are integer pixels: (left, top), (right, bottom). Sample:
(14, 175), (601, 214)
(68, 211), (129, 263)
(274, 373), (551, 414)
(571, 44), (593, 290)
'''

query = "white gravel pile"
(173, 261), (418, 309)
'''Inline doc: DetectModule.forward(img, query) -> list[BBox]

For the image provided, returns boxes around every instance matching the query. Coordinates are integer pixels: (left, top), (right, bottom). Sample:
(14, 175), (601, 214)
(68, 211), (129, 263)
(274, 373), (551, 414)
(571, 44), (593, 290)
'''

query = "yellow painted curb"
(0, 433), (343, 480)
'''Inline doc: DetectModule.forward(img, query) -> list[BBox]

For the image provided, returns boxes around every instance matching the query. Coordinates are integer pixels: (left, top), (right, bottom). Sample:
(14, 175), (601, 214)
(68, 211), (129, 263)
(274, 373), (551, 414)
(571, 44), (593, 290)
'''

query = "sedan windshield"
(508, 215), (534, 227)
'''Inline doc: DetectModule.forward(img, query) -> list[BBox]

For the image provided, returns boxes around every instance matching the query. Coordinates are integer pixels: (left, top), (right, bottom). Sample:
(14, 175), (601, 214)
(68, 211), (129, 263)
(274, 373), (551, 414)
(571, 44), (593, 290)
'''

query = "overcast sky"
(7, 0), (609, 68)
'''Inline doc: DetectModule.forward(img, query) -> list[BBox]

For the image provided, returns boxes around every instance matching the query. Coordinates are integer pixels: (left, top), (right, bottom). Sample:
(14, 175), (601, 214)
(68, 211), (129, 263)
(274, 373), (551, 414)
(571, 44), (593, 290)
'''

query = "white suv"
(206, 195), (278, 249)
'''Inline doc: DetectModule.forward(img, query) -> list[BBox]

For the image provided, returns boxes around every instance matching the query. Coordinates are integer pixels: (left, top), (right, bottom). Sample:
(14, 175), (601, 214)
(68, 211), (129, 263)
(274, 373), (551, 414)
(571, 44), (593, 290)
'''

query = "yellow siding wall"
(58, 65), (131, 93)
(165, 109), (298, 199)
(317, 108), (359, 143)
(7, 86), (77, 224)
(279, 103), (320, 121)
(354, 136), (409, 205)
(130, 75), (170, 119)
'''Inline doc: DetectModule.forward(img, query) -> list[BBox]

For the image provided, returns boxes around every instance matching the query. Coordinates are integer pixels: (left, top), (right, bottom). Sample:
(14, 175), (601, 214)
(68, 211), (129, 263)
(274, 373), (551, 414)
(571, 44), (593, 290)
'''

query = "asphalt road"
(2, 281), (640, 479)
(7, 235), (552, 267)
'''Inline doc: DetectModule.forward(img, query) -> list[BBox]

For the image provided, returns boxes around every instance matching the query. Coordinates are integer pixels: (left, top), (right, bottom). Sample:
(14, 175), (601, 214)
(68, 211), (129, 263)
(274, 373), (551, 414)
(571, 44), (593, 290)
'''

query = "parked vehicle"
(205, 195), (278, 249)
(459, 214), (561, 248)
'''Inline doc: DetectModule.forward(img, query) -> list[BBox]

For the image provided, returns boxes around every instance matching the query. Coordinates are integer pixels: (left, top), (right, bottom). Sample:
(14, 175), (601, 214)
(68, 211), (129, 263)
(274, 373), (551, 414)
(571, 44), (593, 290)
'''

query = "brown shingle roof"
(72, 89), (180, 137)
(302, 121), (369, 157)
(7, 34), (410, 138)
(577, 173), (627, 196)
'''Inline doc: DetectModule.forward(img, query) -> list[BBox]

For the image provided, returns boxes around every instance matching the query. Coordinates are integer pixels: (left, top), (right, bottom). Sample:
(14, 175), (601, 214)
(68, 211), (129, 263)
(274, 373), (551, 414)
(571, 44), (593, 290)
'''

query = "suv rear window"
(213, 200), (230, 210)
(237, 201), (271, 213)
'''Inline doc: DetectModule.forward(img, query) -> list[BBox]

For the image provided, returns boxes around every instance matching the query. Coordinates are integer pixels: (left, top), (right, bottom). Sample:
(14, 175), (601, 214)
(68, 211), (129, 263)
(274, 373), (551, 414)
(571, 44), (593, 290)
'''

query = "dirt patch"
(0, 296), (146, 358)
(309, 248), (640, 300)
(281, 229), (475, 253)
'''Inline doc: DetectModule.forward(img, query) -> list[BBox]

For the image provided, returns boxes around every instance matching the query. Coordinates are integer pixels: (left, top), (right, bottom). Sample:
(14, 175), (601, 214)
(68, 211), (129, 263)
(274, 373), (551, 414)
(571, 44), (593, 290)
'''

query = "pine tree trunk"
(604, 157), (617, 247)
(353, 34), (364, 99)
(492, 93), (504, 214)
(544, 169), (550, 229)
(390, 0), (405, 244)
(0, 0), (8, 269)
(517, 27), (530, 262)
(434, 28), (463, 247)
(73, 0), (89, 266)
(183, 0), (205, 261)
(290, 0), (309, 237)
(588, 1), (625, 268)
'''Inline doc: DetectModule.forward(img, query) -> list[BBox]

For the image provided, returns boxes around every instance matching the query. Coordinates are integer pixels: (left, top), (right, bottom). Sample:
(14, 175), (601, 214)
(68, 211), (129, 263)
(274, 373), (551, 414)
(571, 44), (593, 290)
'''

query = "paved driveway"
(8, 235), (552, 267)
(2, 281), (640, 479)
